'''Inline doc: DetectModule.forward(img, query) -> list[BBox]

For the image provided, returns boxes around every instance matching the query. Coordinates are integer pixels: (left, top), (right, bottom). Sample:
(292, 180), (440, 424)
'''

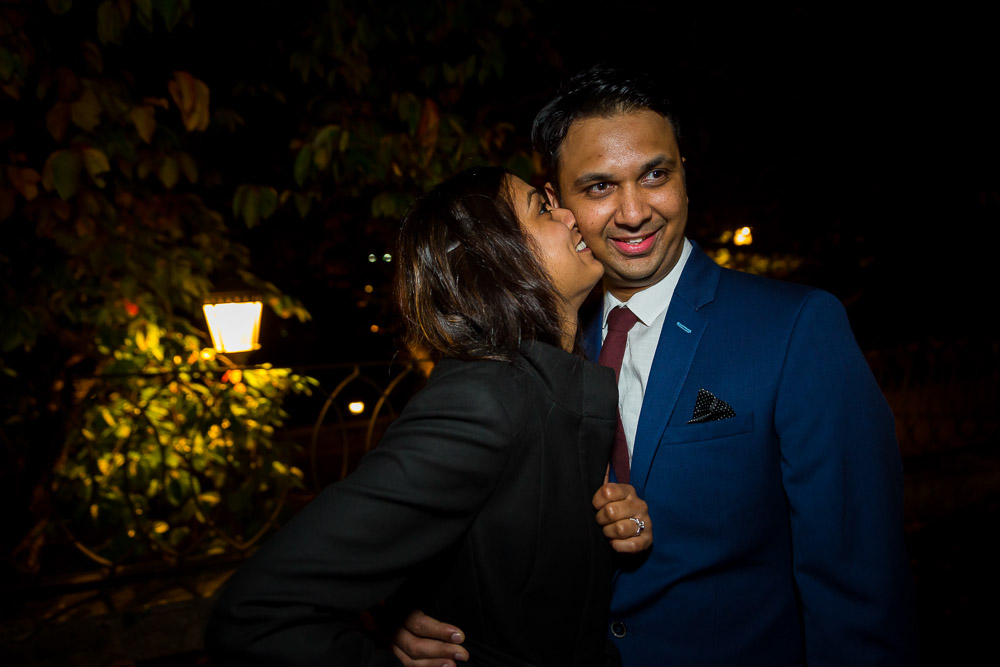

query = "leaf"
(168, 71), (210, 132)
(158, 156), (179, 189)
(6, 166), (41, 201)
(313, 144), (330, 170)
(81, 41), (104, 74)
(154, 0), (182, 31)
(42, 150), (82, 200)
(82, 147), (111, 187)
(97, 1), (124, 46)
(178, 152), (198, 183)
(129, 105), (156, 143)
(293, 146), (312, 186)
(2, 82), (22, 101)
(135, 0), (154, 30)
(0, 48), (14, 81)
(46, 102), (70, 141)
(241, 186), (260, 228)
(232, 184), (249, 219)
(293, 192), (311, 218)
(258, 187), (278, 221)
(338, 130), (350, 152)
(70, 88), (102, 132)
(45, 0), (74, 15)
(146, 323), (162, 360)
(197, 491), (221, 506)
(116, 0), (132, 25)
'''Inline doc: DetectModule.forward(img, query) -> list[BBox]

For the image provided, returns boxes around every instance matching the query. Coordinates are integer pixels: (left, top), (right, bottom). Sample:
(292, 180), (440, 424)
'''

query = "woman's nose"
(550, 207), (577, 228)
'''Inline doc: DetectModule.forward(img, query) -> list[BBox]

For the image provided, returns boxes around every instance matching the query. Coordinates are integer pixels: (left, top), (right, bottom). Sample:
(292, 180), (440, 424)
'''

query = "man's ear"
(544, 182), (560, 208)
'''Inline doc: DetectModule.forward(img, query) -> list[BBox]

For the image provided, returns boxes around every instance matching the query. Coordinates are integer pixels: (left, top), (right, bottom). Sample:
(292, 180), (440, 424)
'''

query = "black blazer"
(207, 340), (618, 667)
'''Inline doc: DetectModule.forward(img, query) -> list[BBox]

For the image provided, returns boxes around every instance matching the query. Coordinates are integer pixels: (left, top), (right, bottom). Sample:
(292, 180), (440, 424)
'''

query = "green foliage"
(0, 0), (312, 567)
(55, 328), (316, 562)
(285, 0), (541, 224)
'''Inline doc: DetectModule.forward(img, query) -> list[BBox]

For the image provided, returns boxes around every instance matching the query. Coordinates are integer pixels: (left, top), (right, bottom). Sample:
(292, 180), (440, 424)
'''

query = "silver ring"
(629, 516), (645, 536)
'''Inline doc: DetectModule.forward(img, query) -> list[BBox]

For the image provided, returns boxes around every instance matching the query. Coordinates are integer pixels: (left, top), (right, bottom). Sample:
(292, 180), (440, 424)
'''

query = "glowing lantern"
(348, 401), (365, 415)
(203, 293), (263, 354)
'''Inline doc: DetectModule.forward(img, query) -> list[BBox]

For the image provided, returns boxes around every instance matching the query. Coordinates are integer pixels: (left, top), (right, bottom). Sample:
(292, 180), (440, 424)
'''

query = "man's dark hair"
(531, 64), (680, 186)
(395, 166), (570, 362)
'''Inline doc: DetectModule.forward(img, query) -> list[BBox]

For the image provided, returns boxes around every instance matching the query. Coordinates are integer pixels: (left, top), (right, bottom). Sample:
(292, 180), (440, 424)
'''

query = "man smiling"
(547, 109), (688, 301)
(396, 65), (916, 666)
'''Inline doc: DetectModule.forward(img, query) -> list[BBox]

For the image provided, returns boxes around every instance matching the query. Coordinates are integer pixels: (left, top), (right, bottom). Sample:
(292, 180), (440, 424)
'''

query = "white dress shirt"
(601, 238), (693, 461)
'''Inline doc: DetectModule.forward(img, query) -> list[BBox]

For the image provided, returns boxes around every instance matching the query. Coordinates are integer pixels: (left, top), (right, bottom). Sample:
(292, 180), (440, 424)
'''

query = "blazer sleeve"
(206, 364), (520, 667)
(774, 290), (916, 667)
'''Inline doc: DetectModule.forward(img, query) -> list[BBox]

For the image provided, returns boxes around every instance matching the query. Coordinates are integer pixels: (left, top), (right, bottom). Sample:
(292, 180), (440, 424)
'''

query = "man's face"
(546, 110), (688, 301)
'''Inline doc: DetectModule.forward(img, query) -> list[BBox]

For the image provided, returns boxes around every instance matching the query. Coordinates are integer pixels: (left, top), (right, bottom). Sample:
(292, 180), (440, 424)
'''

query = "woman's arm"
(206, 363), (519, 667)
(390, 481), (653, 667)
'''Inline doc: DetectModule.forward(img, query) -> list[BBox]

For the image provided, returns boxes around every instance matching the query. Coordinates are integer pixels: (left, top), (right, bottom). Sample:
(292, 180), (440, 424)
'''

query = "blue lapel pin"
(676, 322), (692, 333)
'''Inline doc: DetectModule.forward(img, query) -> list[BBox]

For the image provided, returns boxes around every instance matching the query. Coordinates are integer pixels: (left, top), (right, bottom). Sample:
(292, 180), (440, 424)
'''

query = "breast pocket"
(659, 411), (755, 445)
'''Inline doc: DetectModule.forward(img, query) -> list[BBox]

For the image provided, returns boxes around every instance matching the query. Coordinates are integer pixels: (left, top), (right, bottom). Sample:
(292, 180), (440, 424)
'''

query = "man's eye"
(642, 169), (669, 184)
(587, 182), (612, 194)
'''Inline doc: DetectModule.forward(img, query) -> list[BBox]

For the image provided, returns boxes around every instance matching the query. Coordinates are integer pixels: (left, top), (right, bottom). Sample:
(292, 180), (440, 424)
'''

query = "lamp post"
(202, 292), (263, 359)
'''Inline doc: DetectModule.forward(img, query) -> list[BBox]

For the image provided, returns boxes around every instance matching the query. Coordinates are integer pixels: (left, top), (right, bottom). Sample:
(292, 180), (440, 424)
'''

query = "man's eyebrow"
(641, 155), (678, 173)
(572, 171), (614, 189)
(571, 154), (679, 189)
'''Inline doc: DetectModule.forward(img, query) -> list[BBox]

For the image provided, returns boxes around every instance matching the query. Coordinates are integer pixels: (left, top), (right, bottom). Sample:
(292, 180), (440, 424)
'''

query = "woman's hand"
(592, 481), (653, 553)
(390, 609), (468, 666)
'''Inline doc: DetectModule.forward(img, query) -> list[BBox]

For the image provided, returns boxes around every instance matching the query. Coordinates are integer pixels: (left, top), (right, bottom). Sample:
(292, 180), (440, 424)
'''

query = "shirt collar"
(602, 238), (693, 328)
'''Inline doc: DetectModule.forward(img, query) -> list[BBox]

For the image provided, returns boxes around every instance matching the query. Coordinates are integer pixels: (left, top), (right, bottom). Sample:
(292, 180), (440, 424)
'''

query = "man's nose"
(617, 186), (652, 227)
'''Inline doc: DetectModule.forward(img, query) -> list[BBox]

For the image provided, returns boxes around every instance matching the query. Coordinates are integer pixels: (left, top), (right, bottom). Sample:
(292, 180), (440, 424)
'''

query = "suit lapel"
(581, 299), (604, 361)
(630, 245), (721, 496)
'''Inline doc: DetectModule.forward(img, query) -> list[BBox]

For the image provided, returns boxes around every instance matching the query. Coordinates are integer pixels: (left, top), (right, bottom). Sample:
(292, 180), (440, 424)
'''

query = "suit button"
(610, 620), (627, 638)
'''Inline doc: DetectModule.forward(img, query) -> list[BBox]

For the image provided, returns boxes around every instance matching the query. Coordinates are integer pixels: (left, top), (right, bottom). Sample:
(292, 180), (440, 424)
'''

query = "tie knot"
(606, 306), (639, 333)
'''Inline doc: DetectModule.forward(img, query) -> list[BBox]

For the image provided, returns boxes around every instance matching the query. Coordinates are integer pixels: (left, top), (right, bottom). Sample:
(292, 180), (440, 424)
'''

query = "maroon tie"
(597, 306), (639, 484)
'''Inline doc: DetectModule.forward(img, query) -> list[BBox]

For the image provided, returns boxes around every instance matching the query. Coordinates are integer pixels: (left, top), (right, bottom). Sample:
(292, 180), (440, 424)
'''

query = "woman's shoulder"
(417, 342), (615, 423)
(411, 356), (534, 424)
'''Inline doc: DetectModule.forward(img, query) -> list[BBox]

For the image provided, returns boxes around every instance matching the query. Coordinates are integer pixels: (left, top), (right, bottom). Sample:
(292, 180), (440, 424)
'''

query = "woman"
(207, 167), (651, 666)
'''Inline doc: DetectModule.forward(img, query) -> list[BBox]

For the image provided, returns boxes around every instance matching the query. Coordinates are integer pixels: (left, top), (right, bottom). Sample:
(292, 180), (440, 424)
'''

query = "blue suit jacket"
(584, 245), (915, 667)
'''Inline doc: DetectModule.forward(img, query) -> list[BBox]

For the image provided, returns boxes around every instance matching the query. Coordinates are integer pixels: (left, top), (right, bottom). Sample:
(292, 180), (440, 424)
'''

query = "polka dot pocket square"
(687, 388), (736, 424)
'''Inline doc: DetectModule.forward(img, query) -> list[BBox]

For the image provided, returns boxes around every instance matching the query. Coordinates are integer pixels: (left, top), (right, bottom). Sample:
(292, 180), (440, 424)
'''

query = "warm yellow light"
(364, 284), (374, 293)
(348, 401), (364, 414)
(370, 324), (379, 333)
(203, 300), (263, 353)
(734, 226), (753, 246)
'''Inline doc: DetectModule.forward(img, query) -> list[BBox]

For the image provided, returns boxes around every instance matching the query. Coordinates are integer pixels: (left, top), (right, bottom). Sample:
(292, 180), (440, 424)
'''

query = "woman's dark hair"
(395, 166), (569, 362)
(531, 64), (680, 188)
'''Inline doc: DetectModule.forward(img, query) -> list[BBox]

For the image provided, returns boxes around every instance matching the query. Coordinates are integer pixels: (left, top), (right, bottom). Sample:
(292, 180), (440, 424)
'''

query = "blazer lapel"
(580, 299), (604, 361)
(630, 244), (721, 496)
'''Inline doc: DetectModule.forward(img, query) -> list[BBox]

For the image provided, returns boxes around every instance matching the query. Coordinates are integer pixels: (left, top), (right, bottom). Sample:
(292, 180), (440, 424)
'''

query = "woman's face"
(508, 176), (605, 307)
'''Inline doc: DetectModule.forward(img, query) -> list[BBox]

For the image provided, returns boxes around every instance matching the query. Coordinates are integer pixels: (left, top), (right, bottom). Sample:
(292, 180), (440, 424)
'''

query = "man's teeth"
(576, 240), (588, 251)
(625, 238), (643, 244)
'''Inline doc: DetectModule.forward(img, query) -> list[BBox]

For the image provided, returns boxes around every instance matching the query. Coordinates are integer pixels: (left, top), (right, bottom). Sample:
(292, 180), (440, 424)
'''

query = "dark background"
(245, 3), (997, 363)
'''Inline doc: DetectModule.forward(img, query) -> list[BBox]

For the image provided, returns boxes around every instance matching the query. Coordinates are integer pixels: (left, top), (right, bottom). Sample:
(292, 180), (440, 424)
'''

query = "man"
(395, 65), (916, 666)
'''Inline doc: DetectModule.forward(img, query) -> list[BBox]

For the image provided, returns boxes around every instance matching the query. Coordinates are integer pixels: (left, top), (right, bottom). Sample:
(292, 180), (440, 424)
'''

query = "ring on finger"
(629, 516), (645, 536)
